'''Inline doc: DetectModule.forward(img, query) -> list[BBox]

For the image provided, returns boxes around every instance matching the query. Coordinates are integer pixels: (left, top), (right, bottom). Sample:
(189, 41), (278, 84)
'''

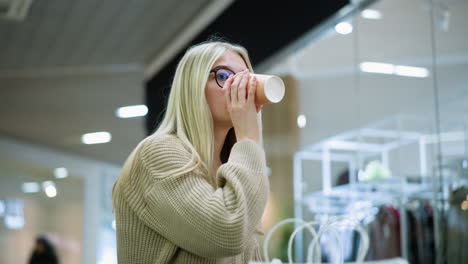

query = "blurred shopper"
(28, 236), (59, 264)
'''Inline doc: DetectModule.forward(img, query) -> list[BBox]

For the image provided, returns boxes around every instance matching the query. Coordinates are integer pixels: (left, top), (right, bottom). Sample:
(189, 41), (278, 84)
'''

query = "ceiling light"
(335, 22), (353, 35)
(360, 62), (394, 75)
(360, 62), (429, 78)
(361, 9), (382, 20)
(116, 105), (148, 118)
(42, 181), (57, 198)
(297, 114), (307, 128)
(54, 167), (68, 179)
(81, 132), (112, 145)
(394, 65), (429, 78)
(21, 182), (40, 193)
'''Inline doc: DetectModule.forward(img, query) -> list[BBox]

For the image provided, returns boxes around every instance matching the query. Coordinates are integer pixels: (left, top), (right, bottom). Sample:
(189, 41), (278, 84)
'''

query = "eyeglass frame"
(210, 67), (237, 88)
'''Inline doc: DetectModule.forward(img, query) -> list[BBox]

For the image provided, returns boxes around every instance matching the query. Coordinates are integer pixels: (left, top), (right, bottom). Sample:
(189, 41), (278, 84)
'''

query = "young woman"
(112, 41), (269, 263)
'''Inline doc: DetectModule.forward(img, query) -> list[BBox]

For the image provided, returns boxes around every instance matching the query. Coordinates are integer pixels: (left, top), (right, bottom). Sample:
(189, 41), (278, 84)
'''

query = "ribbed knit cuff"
(228, 139), (266, 175)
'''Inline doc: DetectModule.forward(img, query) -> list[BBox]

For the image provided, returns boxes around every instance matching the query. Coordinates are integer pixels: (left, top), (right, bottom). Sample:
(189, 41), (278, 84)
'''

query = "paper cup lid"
(264, 76), (285, 103)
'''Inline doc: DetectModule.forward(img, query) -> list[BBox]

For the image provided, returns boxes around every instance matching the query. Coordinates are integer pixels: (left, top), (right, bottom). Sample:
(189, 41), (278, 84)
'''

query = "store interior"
(1, 0), (467, 263)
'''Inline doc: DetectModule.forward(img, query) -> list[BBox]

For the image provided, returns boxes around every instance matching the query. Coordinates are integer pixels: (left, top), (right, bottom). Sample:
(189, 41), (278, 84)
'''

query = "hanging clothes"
(366, 205), (401, 260)
(445, 186), (468, 264)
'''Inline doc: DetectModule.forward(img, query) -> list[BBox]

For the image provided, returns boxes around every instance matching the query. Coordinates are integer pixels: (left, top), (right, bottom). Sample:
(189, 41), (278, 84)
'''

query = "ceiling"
(0, 0), (218, 165)
(0, 0), (352, 165)
(0, 0), (213, 72)
(1, 0), (465, 169)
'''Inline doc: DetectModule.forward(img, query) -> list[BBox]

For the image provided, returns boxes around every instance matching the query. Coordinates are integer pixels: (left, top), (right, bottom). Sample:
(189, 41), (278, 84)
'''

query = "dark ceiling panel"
(145, 0), (349, 134)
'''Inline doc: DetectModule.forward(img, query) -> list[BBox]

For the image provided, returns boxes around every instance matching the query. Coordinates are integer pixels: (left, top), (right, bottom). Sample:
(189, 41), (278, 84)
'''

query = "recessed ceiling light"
(81, 132), (112, 145)
(42, 181), (57, 198)
(394, 65), (429, 78)
(360, 62), (429, 78)
(297, 114), (307, 128)
(54, 167), (68, 179)
(116, 105), (148, 118)
(361, 9), (382, 20)
(335, 22), (353, 35)
(360, 62), (394, 75)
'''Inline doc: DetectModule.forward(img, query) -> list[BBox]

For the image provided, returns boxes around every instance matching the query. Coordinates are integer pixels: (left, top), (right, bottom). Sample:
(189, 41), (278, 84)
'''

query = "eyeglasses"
(210, 67), (236, 88)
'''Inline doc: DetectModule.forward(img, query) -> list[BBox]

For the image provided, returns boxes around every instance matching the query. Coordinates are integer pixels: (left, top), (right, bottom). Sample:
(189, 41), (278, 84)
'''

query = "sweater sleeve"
(140, 135), (269, 258)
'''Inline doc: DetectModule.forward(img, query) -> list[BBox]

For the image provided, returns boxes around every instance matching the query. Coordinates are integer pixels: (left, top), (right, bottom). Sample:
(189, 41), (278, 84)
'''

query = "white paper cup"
(252, 74), (285, 104)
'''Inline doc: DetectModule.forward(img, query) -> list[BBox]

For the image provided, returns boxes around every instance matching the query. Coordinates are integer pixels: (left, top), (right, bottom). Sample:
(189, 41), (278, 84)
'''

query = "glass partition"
(277, 0), (468, 262)
(432, 0), (468, 263)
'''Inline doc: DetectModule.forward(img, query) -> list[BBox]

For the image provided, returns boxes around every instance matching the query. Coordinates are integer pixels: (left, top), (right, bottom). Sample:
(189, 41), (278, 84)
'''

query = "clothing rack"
(293, 116), (467, 262)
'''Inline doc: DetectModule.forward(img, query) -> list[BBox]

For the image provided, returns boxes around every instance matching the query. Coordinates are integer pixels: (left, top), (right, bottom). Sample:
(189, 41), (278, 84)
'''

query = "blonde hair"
(155, 41), (262, 185)
(114, 41), (262, 192)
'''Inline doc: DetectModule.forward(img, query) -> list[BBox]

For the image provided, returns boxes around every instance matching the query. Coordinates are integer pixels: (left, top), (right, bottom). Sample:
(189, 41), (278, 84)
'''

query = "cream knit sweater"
(112, 134), (269, 264)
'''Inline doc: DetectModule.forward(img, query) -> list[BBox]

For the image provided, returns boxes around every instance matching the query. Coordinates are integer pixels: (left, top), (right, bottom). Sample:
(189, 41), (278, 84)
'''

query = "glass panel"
(432, 0), (468, 263)
(257, 1), (467, 263)
(355, 1), (437, 262)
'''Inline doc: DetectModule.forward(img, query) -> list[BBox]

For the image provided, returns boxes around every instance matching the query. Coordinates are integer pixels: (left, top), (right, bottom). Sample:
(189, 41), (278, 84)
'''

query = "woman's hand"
(224, 69), (260, 143)
(256, 104), (263, 113)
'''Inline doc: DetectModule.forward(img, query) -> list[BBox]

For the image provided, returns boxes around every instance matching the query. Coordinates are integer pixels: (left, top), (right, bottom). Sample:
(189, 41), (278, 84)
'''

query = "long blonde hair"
(154, 41), (260, 184)
(114, 41), (261, 194)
